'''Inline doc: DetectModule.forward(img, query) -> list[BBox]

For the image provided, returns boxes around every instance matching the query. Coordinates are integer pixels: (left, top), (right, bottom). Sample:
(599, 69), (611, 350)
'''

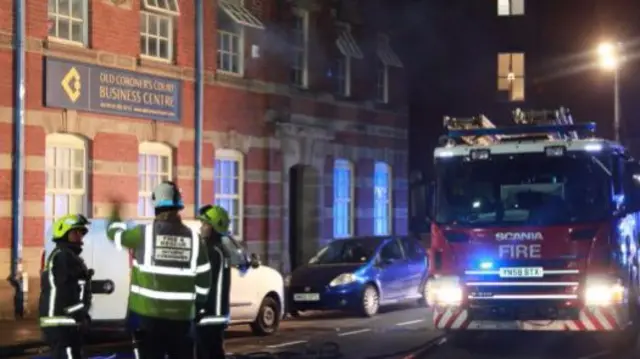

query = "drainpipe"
(9, 0), (26, 318)
(194, 0), (204, 213)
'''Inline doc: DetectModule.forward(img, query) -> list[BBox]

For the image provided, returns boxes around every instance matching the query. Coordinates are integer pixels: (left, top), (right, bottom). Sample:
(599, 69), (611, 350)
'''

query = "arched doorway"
(288, 164), (321, 270)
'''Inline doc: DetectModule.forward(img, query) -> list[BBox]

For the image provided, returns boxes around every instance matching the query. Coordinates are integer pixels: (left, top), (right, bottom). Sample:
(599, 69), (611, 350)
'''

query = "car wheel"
(359, 285), (380, 317)
(250, 296), (281, 336)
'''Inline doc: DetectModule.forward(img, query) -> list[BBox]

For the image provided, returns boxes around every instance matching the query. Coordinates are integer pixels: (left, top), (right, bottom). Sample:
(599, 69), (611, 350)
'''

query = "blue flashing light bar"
(447, 123), (596, 138)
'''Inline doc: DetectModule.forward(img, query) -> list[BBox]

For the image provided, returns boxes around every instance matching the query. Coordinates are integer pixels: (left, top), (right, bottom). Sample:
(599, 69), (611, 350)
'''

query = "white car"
(42, 218), (285, 336)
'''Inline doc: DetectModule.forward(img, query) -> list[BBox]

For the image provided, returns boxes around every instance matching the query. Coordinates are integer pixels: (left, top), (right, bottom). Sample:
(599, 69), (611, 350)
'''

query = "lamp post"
(597, 42), (623, 143)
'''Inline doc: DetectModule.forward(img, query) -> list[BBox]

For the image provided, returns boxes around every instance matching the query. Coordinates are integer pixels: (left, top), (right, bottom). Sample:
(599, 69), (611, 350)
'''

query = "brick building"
(0, 0), (408, 318)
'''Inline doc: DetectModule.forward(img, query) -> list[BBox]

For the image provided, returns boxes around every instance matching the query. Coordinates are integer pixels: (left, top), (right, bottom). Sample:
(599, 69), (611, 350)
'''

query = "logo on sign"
(495, 232), (543, 241)
(61, 67), (82, 103)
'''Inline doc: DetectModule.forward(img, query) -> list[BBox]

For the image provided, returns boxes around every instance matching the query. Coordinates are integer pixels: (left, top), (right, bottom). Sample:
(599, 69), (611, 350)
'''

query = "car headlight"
(329, 273), (357, 287)
(426, 275), (463, 306)
(584, 276), (625, 306)
(284, 275), (291, 287)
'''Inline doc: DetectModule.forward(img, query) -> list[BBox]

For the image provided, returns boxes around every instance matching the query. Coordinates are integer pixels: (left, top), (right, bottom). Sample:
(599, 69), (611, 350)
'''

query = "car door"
(376, 239), (408, 301)
(400, 237), (428, 296)
(220, 237), (259, 322)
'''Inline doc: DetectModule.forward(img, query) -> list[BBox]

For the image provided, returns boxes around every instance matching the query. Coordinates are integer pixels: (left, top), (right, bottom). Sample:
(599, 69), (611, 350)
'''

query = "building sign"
(45, 57), (181, 122)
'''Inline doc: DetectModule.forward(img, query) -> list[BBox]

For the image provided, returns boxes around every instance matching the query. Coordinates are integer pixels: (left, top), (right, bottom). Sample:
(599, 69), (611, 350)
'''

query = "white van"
(42, 218), (285, 335)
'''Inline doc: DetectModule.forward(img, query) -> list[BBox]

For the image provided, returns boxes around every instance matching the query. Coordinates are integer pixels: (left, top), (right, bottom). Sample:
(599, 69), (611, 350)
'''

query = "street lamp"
(597, 41), (623, 143)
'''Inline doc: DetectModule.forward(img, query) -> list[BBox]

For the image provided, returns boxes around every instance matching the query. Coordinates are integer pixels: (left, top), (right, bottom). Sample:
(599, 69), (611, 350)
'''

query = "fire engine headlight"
(584, 276), (625, 306)
(426, 276), (463, 306)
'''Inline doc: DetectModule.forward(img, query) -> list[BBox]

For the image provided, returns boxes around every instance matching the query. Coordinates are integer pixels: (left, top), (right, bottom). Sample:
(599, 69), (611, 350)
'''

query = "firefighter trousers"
(196, 324), (226, 359)
(42, 326), (83, 359)
(131, 317), (193, 359)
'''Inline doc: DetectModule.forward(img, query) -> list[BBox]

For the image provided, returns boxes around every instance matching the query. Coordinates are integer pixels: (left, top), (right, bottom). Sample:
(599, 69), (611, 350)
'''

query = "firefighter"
(105, 181), (212, 359)
(195, 204), (232, 359)
(39, 214), (94, 359)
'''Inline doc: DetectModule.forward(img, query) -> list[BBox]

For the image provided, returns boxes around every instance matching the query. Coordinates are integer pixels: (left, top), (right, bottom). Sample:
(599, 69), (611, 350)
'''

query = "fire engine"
(421, 108), (640, 346)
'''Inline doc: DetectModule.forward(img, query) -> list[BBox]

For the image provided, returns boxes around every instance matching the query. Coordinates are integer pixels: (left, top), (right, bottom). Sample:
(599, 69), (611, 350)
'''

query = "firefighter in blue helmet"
(195, 204), (232, 359)
(39, 214), (94, 359)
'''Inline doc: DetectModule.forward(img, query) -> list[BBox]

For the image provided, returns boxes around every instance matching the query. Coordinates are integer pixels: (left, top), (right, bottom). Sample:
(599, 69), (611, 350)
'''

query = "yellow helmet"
(52, 214), (90, 240)
(197, 205), (230, 235)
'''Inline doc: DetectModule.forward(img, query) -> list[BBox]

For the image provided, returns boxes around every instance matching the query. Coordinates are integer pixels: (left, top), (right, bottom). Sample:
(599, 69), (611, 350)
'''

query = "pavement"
(3, 305), (640, 359)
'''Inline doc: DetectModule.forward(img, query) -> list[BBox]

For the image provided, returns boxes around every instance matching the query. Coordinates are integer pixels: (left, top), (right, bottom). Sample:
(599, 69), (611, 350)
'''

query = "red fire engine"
(420, 108), (640, 346)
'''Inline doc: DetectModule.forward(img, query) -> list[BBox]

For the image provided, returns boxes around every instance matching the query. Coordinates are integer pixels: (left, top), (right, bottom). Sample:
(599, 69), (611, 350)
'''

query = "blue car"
(285, 236), (429, 317)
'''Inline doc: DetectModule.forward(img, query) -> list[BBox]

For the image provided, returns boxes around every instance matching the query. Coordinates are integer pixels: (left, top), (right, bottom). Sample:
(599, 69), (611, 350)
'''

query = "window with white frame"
(140, 0), (180, 61)
(333, 159), (354, 238)
(376, 61), (388, 103)
(373, 162), (392, 236)
(215, 149), (244, 239)
(47, 0), (87, 44)
(216, 0), (265, 74)
(497, 52), (525, 101)
(498, 0), (525, 16)
(335, 56), (350, 96)
(291, 10), (309, 87)
(138, 142), (173, 218)
(334, 24), (362, 97)
(45, 134), (88, 236)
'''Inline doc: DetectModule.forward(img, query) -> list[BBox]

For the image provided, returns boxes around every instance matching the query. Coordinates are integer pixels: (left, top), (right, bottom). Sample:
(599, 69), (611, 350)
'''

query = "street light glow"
(597, 42), (621, 70)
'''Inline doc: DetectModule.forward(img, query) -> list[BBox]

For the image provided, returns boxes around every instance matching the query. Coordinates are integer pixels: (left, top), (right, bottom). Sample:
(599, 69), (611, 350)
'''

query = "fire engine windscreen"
(434, 152), (611, 226)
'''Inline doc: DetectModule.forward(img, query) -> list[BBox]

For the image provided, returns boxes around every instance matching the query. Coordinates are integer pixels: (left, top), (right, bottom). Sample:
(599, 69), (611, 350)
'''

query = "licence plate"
(293, 293), (320, 302)
(499, 267), (543, 278)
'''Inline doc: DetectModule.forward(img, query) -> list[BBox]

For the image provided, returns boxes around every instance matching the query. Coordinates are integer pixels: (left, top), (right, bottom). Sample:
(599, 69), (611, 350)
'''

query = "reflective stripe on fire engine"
(433, 307), (626, 331)
(466, 282), (579, 286)
(468, 294), (578, 300)
(464, 269), (580, 275)
(130, 285), (197, 301)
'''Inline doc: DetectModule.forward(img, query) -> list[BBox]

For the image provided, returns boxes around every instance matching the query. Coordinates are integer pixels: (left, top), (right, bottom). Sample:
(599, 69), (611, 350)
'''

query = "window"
(498, 0), (525, 16)
(401, 238), (425, 261)
(334, 25), (362, 97)
(291, 10), (309, 87)
(45, 134), (88, 236)
(221, 236), (248, 266)
(47, 0), (87, 45)
(138, 142), (172, 218)
(376, 61), (388, 103)
(376, 34), (403, 103)
(140, 0), (180, 61)
(374, 162), (392, 236)
(497, 52), (525, 101)
(216, 0), (264, 74)
(335, 56), (351, 96)
(215, 149), (244, 239)
(333, 159), (354, 238)
(379, 239), (404, 262)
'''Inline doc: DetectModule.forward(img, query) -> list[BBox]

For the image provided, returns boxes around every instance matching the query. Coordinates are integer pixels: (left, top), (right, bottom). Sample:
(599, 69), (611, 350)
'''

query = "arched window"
(45, 133), (89, 236)
(214, 149), (244, 239)
(373, 162), (392, 235)
(138, 142), (173, 218)
(333, 159), (354, 238)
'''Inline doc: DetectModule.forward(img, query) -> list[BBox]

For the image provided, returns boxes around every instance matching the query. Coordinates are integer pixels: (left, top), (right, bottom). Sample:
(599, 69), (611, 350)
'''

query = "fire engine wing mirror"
(623, 161), (640, 212)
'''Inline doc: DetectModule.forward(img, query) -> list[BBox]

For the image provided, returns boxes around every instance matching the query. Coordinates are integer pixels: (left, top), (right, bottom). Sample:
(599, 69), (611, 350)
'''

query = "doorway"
(288, 164), (321, 270)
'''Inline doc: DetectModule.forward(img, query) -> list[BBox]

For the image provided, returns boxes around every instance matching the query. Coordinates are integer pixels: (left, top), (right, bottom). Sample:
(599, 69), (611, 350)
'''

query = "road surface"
(8, 304), (640, 358)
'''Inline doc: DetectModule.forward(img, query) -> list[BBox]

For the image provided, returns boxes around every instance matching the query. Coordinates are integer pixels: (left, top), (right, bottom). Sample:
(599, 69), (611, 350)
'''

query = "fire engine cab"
(423, 108), (640, 345)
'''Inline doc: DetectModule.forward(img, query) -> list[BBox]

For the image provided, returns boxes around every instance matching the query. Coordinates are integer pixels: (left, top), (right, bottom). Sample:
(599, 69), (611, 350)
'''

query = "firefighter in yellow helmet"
(195, 205), (232, 359)
(38, 214), (94, 359)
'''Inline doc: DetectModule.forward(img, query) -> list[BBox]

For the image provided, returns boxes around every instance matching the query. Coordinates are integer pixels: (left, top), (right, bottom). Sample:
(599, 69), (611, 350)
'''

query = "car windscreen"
(434, 152), (612, 227)
(309, 238), (382, 264)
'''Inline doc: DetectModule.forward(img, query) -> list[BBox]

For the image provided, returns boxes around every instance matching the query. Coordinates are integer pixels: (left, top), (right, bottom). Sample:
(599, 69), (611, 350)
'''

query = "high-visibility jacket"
(38, 243), (93, 327)
(106, 218), (212, 321)
(197, 239), (231, 326)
